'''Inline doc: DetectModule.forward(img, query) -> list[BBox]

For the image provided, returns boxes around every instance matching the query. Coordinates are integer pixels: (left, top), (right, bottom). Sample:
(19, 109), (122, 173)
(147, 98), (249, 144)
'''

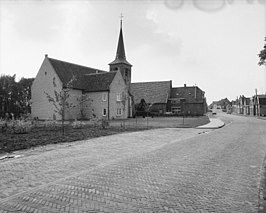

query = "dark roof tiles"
(48, 57), (116, 91)
(84, 72), (116, 92)
(130, 81), (171, 104)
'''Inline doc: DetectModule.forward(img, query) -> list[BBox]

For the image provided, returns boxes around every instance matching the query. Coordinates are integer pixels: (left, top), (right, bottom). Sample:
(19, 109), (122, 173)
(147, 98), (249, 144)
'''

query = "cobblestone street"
(0, 114), (266, 212)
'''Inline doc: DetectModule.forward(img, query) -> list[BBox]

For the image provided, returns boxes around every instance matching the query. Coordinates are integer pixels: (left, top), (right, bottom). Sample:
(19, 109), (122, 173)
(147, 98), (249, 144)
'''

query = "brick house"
(169, 84), (207, 116)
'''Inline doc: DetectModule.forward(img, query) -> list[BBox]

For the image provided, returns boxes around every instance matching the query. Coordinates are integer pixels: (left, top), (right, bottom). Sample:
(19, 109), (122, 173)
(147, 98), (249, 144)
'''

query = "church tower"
(109, 17), (132, 87)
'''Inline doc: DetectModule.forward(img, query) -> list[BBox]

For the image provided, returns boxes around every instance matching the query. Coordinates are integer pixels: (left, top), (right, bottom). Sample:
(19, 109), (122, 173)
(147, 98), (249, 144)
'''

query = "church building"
(31, 19), (133, 121)
(31, 18), (207, 121)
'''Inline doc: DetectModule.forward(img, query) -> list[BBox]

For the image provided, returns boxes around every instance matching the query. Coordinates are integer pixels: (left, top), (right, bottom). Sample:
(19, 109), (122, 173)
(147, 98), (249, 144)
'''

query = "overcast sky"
(0, 0), (265, 104)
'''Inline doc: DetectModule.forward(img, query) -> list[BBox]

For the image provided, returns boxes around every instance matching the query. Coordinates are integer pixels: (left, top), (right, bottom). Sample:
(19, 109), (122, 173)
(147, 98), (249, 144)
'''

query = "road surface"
(0, 113), (265, 212)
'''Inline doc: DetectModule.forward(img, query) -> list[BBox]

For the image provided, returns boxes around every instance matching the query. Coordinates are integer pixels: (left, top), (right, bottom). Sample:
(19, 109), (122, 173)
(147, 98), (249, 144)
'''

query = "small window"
(117, 93), (122, 102)
(117, 108), (122, 116)
(171, 107), (181, 114)
(103, 108), (107, 116)
(102, 93), (107, 101)
(45, 72), (47, 76)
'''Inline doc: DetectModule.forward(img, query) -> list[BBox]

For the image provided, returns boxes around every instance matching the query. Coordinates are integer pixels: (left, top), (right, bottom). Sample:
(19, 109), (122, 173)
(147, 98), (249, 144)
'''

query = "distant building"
(130, 81), (172, 116)
(169, 84), (207, 116)
(256, 95), (266, 116)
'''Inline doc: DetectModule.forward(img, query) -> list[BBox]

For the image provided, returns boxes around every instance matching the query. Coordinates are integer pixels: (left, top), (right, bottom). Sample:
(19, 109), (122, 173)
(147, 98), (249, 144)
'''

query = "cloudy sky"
(0, 0), (265, 104)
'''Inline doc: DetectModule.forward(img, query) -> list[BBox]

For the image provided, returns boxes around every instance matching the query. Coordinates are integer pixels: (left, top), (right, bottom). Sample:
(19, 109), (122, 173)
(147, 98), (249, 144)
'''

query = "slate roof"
(48, 57), (106, 90)
(109, 26), (132, 66)
(130, 81), (171, 104)
(83, 72), (116, 92)
(170, 86), (205, 103)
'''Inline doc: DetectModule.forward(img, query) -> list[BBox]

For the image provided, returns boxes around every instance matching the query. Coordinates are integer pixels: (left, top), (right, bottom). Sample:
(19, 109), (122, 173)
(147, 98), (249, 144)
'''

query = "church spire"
(109, 14), (132, 67)
(115, 23), (126, 60)
(109, 15), (132, 86)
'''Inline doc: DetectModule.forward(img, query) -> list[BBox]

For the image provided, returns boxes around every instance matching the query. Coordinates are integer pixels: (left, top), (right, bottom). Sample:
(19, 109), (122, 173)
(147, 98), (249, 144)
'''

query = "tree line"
(0, 74), (34, 118)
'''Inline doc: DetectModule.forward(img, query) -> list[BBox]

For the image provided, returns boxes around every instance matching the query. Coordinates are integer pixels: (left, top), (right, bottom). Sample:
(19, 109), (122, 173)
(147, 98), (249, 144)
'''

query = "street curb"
(195, 118), (225, 129)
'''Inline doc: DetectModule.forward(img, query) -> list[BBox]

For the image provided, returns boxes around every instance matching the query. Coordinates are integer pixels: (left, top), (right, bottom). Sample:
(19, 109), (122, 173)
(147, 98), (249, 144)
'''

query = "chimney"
(184, 84), (186, 88)
(45, 54), (48, 58)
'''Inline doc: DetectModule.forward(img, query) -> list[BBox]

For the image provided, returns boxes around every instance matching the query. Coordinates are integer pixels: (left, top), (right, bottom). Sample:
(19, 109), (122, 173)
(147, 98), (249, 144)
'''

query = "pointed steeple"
(109, 15), (132, 86)
(115, 25), (126, 60)
(109, 16), (132, 67)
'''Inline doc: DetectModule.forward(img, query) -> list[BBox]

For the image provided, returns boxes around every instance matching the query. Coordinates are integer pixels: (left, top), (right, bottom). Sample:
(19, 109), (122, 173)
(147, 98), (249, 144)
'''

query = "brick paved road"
(0, 114), (265, 212)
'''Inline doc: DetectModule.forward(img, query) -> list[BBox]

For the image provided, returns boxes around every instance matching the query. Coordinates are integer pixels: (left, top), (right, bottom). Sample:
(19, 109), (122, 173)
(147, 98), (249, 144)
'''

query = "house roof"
(48, 57), (106, 90)
(130, 81), (171, 104)
(84, 72), (117, 92)
(170, 86), (205, 103)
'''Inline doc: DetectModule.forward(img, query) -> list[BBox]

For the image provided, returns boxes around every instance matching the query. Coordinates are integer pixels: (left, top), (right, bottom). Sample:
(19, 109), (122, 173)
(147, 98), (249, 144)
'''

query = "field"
(0, 116), (209, 154)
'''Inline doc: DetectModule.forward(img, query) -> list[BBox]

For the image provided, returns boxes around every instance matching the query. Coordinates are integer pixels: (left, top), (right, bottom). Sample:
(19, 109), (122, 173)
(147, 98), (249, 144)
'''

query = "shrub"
(3, 120), (33, 134)
(44, 120), (57, 129)
(72, 120), (86, 129)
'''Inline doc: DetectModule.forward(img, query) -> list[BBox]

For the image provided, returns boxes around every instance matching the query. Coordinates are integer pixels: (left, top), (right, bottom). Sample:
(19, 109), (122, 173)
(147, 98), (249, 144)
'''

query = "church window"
(102, 93), (107, 101)
(117, 108), (122, 116)
(103, 108), (107, 116)
(117, 93), (122, 102)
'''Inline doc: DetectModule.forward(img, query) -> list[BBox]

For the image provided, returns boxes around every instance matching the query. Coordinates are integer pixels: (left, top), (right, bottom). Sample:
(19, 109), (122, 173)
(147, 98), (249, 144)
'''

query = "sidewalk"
(195, 118), (225, 129)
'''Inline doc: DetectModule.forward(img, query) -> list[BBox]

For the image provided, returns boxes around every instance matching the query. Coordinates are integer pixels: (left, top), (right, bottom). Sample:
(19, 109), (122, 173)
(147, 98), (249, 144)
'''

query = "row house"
(232, 95), (266, 117)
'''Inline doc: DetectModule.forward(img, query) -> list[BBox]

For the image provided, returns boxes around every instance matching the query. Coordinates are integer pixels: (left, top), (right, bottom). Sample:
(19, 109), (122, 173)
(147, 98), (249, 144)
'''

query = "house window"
(117, 108), (122, 116)
(171, 107), (181, 114)
(117, 93), (122, 102)
(103, 108), (107, 116)
(102, 93), (107, 101)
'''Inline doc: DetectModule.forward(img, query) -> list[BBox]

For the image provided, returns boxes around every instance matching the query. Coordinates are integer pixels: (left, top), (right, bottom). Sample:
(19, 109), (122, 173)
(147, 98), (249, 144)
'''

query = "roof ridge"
(48, 57), (107, 72)
(85, 72), (116, 76)
(173, 86), (198, 88)
(132, 80), (171, 84)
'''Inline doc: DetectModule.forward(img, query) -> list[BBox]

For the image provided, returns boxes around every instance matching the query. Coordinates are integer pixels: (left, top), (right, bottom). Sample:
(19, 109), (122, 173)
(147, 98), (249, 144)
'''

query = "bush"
(72, 120), (86, 129)
(2, 120), (33, 134)
(44, 120), (57, 129)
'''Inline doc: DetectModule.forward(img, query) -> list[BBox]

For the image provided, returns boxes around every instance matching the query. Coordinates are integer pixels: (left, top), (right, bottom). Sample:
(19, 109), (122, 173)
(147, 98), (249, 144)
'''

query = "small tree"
(77, 94), (92, 120)
(44, 76), (76, 135)
(258, 37), (266, 66)
(135, 98), (148, 118)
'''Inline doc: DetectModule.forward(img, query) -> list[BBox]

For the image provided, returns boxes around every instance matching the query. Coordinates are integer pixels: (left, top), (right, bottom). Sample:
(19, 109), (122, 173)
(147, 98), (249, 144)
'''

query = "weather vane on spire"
(120, 12), (124, 28)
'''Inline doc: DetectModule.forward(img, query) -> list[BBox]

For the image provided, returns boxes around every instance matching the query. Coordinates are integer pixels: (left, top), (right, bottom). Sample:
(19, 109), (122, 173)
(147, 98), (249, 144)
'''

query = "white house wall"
(31, 57), (62, 120)
(84, 91), (108, 119)
(109, 71), (128, 119)
(65, 89), (82, 120)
